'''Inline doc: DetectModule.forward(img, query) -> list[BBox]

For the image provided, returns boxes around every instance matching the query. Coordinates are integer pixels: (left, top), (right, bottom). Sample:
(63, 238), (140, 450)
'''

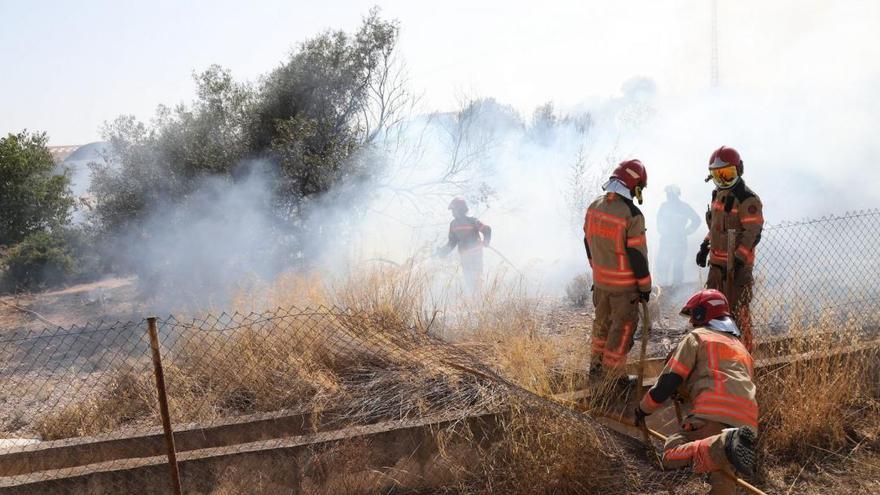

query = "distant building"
(48, 145), (82, 164)
(49, 142), (111, 223)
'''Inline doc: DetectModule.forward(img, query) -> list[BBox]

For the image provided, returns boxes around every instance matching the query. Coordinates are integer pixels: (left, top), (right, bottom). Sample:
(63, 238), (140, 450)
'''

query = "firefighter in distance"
(437, 198), (492, 292)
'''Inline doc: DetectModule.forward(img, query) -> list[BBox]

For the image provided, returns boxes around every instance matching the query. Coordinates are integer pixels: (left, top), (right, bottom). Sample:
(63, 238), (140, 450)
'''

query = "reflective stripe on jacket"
(584, 192), (652, 293)
(448, 217), (491, 255)
(640, 327), (757, 428)
(705, 180), (764, 267)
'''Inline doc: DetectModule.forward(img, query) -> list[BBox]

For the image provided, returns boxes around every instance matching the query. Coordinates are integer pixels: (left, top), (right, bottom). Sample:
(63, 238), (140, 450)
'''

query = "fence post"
(147, 317), (183, 495)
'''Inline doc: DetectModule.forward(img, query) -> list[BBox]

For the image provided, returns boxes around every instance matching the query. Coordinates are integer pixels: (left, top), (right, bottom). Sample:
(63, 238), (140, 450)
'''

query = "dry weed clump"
(34, 287), (510, 439)
(35, 264), (576, 442)
(758, 313), (880, 461)
(439, 404), (651, 495)
(36, 366), (158, 440)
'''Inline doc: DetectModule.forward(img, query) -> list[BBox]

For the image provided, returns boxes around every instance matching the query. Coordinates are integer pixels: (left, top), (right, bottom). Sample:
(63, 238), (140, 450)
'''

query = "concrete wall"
(0, 412), (501, 494)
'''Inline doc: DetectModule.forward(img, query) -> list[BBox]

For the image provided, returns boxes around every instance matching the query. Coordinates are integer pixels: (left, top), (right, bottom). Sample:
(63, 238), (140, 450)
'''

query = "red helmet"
(610, 159), (648, 191)
(448, 197), (468, 213)
(680, 289), (730, 326)
(708, 146), (743, 175)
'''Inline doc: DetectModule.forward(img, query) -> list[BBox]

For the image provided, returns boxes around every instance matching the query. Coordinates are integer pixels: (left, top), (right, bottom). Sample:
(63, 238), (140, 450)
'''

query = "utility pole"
(711, 0), (720, 87)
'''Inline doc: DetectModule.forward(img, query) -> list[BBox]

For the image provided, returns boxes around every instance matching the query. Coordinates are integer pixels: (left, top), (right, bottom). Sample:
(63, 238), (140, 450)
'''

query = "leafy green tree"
(249, 8), (398, 204)
(0, 131), (74, 245)
(90, 9), (401, 264)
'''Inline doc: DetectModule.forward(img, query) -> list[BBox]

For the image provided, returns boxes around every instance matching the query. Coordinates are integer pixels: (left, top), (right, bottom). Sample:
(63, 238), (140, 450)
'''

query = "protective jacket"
(640, 327), (757, 428)
(584, 192), (652, 293)
(658, 198), (701, 246)
(705, 180), (764, 267)
(445, 217), (491, 255)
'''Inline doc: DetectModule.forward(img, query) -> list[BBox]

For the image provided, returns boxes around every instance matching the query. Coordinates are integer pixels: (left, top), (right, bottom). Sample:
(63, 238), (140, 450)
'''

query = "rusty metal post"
(147, 317), (183, 495)
(726, 228), (736, 301)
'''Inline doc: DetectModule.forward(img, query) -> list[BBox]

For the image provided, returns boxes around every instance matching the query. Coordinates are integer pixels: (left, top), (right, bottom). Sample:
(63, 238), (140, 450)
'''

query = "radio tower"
(711, 0), (720, 87)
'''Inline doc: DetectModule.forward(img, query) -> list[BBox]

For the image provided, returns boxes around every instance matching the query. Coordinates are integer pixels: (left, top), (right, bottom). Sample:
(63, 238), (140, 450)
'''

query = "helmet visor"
(710, 165), (739, 188)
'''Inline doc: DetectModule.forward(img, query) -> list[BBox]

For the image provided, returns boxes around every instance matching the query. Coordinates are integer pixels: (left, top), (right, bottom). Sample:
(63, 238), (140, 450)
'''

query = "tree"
(252, 7), (400, 204)
(0, 131), (74, 245)
(89, 8), (403, 274)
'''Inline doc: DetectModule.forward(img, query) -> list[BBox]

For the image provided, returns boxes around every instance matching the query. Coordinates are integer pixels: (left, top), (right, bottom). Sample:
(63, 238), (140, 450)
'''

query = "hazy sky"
(1, 0), (878, 145)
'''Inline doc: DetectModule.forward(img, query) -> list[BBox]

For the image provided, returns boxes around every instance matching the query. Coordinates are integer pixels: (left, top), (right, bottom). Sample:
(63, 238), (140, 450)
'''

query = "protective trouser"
(590, 287), (639, 372)
(460, 250), (484, 294)
(656, 239), (687, 286)
(662, 418), (741, 495)
(706, 264), (754, 351)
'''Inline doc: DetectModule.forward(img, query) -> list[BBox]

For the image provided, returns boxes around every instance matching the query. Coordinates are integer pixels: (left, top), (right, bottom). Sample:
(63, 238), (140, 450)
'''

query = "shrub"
(1, 229), (79, 291)
(565, 273), (592, 307)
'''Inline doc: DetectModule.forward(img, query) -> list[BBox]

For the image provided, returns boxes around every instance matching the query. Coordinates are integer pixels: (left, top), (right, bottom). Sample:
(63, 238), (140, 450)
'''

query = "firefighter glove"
(634, 406), (650, 427)
(696, 239), (710, 267)
(639, 290), (651, 303)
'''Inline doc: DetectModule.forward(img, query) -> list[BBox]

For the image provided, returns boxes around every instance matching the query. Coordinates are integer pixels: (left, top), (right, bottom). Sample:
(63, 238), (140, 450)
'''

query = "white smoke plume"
(84, 1), (880, 309)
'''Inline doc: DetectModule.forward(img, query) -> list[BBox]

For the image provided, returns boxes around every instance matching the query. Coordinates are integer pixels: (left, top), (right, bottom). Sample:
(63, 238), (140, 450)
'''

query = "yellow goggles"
(709, 165), (739, 188)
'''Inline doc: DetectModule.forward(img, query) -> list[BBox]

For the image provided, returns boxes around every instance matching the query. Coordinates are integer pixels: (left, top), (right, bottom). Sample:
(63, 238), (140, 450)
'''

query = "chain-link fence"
(0, 305), (671, 494)
(649, 209), (880, 345)
(751, 209), (880, 335)
(1, 209), (878, 493)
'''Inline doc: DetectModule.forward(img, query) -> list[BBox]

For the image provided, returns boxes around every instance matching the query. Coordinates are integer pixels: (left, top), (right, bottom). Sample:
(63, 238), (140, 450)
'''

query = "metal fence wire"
(0, 209), (877, 494)
(649, 209), (880, 344)
(0, 307), (664, 494)
(751, 209), (880, 334)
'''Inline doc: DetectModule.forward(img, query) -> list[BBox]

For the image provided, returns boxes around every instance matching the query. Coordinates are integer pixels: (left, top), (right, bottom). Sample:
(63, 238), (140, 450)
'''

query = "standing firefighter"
(696, 146), (764, 351)
(656, 184), (701, 286)
(635, 289), (757, 495)
(437, 197), (492, 292)
(584, 160), (652, 376)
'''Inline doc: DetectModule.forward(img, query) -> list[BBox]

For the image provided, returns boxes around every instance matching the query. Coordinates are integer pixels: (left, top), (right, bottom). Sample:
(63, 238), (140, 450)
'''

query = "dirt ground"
(0, 277), (143, 333)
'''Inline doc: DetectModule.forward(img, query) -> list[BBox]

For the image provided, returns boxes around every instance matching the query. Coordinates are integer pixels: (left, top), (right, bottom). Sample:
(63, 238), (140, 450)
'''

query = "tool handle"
(606, 414), (768, 495)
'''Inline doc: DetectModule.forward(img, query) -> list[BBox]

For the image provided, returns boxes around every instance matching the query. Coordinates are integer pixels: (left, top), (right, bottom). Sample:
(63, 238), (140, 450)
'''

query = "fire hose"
(485, 245), (525, 278)
(0, 298), (61, 327)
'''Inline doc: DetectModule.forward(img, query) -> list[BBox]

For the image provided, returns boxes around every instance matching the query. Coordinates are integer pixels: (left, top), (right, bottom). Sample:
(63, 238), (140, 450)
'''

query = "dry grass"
(35, 366), (157, 439)
(24, 262), (880, 493)
(439, 406), (650, 495)
(35, 265), (513, 439)
(757, 312), (880, 461)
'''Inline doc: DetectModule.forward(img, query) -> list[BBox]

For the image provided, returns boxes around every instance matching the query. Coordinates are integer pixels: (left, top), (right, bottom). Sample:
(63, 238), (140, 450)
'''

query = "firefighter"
(584, 160), (651, 377)
(634, 289), (757, 495)
(695, 146), (763, 351)
(437, 197), (492, 292)
(656, 184), (701, 286)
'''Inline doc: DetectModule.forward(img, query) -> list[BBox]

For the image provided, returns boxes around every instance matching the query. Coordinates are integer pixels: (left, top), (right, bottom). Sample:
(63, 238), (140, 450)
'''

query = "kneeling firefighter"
(584, 159), (652, 377)
(634, 289), (757, 495)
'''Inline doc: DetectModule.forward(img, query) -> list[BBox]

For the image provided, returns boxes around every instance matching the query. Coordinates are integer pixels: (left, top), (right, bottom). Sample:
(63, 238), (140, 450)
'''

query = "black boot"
(723, 427), (756, 476)
(587, 363), (605, 382)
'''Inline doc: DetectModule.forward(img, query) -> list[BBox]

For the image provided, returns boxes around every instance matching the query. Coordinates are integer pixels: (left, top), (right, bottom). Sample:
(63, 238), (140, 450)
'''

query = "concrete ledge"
(0, 411), (502, 495)
(0, 408), (324, 477)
